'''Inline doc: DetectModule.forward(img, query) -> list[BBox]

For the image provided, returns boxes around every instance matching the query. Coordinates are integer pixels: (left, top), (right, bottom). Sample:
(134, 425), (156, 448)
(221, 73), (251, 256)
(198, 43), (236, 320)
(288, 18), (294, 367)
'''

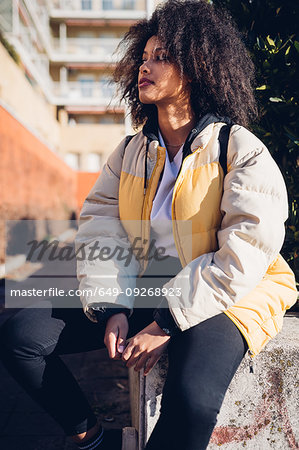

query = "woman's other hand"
(122, 321), (170, 375)
(104, 313), (129, 360)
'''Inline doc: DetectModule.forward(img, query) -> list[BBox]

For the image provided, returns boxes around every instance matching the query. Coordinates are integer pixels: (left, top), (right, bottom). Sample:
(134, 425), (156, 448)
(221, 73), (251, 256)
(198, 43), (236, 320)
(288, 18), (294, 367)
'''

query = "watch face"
(92, 306), (107, 312)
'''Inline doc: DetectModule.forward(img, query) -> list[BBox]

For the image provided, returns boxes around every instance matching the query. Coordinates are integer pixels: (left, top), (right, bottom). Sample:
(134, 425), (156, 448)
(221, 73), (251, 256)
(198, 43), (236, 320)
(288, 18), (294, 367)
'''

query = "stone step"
(129, 316), (299, 450)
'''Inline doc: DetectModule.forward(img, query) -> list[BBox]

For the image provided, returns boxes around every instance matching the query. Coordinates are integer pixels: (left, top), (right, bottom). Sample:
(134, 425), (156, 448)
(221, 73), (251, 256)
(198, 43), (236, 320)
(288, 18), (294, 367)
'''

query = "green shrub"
(214, 0), (299, 283)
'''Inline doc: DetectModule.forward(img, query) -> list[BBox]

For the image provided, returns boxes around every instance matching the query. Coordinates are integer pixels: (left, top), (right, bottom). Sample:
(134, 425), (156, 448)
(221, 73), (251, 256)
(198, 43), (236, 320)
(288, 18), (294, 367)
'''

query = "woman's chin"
(138, 92), (156, 104)
(139, 98), (154, 105)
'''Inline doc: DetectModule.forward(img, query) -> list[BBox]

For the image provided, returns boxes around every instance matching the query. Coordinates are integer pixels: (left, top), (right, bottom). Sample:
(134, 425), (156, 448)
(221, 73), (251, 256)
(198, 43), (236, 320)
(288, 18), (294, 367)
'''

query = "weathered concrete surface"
(122, 427), (138, 450)
(129, 316), (299, 450)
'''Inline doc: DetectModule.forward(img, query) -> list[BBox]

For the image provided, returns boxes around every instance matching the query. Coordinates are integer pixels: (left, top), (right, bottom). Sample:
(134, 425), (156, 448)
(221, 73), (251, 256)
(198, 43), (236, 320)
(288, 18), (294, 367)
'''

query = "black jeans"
(0, 261), (247, 449)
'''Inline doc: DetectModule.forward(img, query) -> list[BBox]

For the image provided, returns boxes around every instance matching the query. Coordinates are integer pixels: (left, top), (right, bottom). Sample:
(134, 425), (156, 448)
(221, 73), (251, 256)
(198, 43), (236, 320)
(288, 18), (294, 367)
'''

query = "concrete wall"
(0, 105), (77, 263)
(77, 171), (99, 212)
(60, 123), (125, 165)
(130, 316), (299, 450)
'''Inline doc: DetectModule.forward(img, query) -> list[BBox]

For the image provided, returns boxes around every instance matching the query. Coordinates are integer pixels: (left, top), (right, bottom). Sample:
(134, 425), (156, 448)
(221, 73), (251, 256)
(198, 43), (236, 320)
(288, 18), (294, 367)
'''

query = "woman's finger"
(134, 354), (149, 372)
(124, 347), (142, 368)
(117, 324), (128, 354)
(144, 354), (160, 376)
(122, 341), (135, 361)
(105, 330), (118, 359)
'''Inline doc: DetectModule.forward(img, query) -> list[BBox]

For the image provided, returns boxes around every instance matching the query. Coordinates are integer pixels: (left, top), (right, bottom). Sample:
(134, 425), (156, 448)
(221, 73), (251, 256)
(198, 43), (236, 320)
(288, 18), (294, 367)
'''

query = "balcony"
(51, 37), (121, 63)
(6, 30), (53, 93)
(52, 80), (122, 107)
(48, 0), (147, 20)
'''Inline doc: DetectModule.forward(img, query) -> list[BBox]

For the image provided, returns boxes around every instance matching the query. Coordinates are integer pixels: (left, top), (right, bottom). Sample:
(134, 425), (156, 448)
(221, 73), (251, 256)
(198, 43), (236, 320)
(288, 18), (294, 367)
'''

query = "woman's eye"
(157, 54), (168, 61)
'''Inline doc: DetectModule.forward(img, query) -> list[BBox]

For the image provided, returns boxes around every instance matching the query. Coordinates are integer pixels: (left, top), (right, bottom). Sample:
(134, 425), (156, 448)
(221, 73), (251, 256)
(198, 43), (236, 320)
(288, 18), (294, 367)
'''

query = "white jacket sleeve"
(164, 126), (289, 331)
(75, 137), (140, 322)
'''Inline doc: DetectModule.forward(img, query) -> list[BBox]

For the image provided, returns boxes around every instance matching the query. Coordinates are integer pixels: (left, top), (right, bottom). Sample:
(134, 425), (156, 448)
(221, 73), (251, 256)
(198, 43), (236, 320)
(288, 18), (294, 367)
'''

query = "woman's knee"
(161, 376), (219, 427)
(0, 308), (50, 361)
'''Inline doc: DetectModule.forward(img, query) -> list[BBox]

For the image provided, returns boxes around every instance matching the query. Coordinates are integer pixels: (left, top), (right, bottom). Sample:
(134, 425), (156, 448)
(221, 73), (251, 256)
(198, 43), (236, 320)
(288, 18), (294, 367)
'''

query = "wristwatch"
(91, 303), (131, 324)
(153, 300), (180, 337)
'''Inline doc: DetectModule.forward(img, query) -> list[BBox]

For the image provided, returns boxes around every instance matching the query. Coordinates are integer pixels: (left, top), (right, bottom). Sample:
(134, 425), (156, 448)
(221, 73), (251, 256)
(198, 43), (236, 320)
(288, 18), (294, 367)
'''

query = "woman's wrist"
(92, 305), (130, 325)
(153, 301), (180, 337)
(152, 320), (170, 336)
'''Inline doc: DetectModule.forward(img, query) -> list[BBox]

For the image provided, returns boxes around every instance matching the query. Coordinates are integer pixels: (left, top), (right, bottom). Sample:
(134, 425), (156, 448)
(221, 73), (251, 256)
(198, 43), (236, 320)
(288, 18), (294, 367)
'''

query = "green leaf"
(294, 41), (299, 53)
(285, 46), (291, 56)
(266, 36), (275, 48)
(269, 97), (283, 103)
(256, 85), (268, 90)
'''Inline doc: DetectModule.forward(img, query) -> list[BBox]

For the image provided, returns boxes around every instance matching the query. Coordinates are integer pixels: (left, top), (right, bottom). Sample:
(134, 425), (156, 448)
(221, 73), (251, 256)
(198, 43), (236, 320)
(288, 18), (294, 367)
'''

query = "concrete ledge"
(122, 427), (138, 450)
(129, 316), (299, 450)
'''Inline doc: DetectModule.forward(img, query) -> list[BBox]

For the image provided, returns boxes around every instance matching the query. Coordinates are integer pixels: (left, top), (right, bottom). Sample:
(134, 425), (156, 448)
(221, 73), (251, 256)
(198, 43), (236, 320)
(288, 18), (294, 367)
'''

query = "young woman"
(0, 1), (297, 449)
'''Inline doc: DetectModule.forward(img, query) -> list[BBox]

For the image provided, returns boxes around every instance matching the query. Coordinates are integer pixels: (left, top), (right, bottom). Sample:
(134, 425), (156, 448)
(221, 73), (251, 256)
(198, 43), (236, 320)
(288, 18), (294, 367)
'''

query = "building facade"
(0, 0), (156, 171)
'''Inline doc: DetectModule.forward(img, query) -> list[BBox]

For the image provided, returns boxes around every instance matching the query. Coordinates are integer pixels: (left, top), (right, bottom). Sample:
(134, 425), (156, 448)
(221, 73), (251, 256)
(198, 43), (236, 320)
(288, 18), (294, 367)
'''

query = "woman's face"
(138, 36), (190, 107)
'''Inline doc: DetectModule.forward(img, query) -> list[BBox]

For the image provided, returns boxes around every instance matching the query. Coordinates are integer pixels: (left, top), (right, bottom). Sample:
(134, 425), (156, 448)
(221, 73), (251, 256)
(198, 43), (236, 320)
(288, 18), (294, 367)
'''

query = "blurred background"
(0, 0), (159, 271)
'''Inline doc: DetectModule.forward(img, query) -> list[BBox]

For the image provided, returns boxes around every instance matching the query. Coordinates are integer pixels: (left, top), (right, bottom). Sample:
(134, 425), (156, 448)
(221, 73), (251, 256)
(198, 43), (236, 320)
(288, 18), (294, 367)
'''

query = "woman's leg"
(145, 313), (248, 450)
(0, 297), (107, 437)
(0, 294), (156, 445)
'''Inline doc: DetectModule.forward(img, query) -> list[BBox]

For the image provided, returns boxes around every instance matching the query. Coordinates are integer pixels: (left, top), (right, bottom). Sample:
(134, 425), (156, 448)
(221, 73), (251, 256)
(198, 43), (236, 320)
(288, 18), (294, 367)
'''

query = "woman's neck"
(157, 103), (196, 161)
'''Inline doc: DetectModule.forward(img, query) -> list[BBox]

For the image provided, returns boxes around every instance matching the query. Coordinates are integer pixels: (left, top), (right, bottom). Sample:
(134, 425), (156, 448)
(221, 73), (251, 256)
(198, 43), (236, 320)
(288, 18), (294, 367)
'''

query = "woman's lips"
(139, 79), (154, 88)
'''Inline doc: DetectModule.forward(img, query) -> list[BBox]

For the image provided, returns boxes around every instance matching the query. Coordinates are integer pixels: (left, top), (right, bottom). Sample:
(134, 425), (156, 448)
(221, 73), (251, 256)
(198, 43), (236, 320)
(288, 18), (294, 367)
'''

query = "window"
(99, 76), (115, 100)
(99, 114), (124, 124)
(99, 116), (114, 124)
(79, 78), (94, 97)
(77, 116), (97, 124)
(81, 0), (92, 10)
(64, 153), (80, 171)
(86, 153), (102, 172)
(122, 0), (135, 9)
(102, 0), (113, 10)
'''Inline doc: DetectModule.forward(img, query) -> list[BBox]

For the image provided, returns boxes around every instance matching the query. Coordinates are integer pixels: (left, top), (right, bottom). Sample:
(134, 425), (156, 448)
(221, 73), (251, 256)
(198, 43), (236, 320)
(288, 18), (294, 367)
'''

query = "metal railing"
(52, 80), (119, 105)
(51, 37), (120, 62)
(50, 0), (145, 11)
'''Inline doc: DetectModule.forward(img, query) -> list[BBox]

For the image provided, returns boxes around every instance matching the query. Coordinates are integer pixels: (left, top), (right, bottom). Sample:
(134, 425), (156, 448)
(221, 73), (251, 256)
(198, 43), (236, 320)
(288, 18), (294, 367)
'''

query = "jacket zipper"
(140, 146), (166, 275)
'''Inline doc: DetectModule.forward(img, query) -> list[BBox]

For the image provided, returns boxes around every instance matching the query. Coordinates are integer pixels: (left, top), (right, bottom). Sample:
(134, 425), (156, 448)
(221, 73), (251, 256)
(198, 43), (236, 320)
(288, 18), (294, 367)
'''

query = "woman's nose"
(140, 60), (150, 73)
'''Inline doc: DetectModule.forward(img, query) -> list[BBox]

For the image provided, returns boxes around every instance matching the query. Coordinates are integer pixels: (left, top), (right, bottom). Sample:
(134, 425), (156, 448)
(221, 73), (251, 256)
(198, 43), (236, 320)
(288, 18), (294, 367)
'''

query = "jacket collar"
(142, 111), (232, 157)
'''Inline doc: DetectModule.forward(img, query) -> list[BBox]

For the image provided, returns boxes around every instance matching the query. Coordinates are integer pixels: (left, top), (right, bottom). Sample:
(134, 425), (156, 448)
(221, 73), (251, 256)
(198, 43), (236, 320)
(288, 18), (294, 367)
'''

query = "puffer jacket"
(75, 113), (297, 356)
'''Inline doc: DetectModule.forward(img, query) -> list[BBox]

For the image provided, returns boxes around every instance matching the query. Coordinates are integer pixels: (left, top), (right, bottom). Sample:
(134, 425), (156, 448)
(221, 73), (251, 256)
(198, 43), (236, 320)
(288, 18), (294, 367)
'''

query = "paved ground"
(0, 275), (131, 450)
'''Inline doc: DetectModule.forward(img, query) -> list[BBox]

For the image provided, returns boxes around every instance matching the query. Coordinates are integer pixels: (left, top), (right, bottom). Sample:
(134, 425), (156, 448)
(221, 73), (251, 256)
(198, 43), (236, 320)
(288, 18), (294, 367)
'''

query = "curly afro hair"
(113, 0), (258, 128)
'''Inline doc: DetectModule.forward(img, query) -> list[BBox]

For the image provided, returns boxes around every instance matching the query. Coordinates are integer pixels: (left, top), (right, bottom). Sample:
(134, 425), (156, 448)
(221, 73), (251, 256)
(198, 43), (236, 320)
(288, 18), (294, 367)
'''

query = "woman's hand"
(122, 321), (170, 376)
(104, 313), (129, 360)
